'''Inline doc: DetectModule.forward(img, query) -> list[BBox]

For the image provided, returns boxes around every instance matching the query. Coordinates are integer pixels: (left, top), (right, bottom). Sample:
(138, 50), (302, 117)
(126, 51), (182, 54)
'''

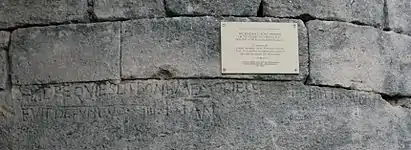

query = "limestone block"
(396, 98), (411, 109)
(0, 32), (9, 89)
(0, 0), (88, 29)
(121, 16), (308, 80)
(308, 20), (411, 96)
(263, 0), (384, 26)
(166, 0), (261, 16)
(94, 0), (165, 20)
(387, 0), (411, 35)
(1, 80), (409, 149)
(0, 51), (7, 90)
(384, 32), (411, 95)
(10, 22), (121, 85)
(0, 31), (10, 49)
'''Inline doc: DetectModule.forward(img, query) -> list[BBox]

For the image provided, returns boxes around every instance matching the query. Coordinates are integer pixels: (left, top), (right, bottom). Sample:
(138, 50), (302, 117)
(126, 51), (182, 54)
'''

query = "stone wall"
(0, 0), (410, 149)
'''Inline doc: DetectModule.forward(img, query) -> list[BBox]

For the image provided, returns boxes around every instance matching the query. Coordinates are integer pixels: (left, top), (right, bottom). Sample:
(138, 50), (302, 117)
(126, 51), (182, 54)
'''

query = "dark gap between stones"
(87, 0), (97, 21)
(257, 0), (264, 17)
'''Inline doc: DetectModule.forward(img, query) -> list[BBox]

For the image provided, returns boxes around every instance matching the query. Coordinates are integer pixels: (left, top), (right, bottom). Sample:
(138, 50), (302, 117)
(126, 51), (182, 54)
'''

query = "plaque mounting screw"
(222, 23), (226, 27)
(294, 69), (298, 72)
(223, 68), (226, 72)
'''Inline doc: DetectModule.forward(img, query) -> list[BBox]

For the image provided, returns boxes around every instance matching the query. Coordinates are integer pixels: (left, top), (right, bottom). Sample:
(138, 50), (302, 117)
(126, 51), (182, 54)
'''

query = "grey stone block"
(166, 0), (261, 16)
(10, 22), (121, 85)
(0, 31), (10, 49)
(0, 90), (14, 150)
(263, 0), (384, 26)
(395, 98), (411, 109)
(94, 0), (165, 20)
(0, 0), (88, 29)
(0, 32), (9, 89)
(307, 20), (411, 96)
(121, 16), (308, 80)
(0, 51), (7, 90)
(3, 80), (410, 149)
(384, 32), (411, 96)
(387, 0), (411, 35)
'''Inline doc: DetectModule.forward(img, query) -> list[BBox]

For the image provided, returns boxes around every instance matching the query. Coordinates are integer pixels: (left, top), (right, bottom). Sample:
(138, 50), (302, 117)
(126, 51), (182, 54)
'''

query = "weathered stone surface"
(121, 16), (308, 80)
(384, 32), (411, 96)
(94, 0), (165, 20)
(1, 80), (410, 149)
(263, 0), (384, 26)
(391, 98), (411, 109)
(0, 51), (7, 90)
(0, 31), (10, 49)
(387, 0), (411, 35)
(166, 0), (261, 16)
(308, 20), (411, 96)
(0, 90), (14, 150)
(10, 22), (121, 85)
(0, 32), (9, 89)
(0, 0), (88, 29)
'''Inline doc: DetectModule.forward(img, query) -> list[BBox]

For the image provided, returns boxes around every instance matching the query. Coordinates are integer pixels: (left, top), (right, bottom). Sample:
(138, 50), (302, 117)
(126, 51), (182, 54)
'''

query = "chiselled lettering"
(15, 80), (263, 107)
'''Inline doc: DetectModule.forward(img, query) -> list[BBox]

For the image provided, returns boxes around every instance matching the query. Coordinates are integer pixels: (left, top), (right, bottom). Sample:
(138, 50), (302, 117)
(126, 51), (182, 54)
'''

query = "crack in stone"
(303, 17), (311, 86)
(306, 83), (411, 109)
(5, 31), (11, 91)
(119, 23), (123, 80)
(383, 0), (390, 31)
(257, 0), (264, 17)
(87, 0), (97, 22)
(380, 93), (411, 105)
(164, 0), (178, 17)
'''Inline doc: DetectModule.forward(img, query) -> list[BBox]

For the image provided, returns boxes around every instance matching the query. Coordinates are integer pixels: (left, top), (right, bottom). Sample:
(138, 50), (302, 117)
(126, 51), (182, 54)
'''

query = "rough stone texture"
(0, 90), (14, 150)
(2, 1), (411, 149)
(387, 0), (411, 35)
(308, 20), (411, 96)
(384, 32), (411, 96)
(0, 0), (88, 29)
(0, 51), (7, 90)
(94, 0), (165, 20)
(121, 16), (308, 80)
(263, 0), (384, 26)
(0, 32), (10, 90)
(10, 22), (121, 85)
(1, 80), (410, 149)
(166, 0), (261, 16)
(0, 31), (10, 49)
(395, 98), (411, 109)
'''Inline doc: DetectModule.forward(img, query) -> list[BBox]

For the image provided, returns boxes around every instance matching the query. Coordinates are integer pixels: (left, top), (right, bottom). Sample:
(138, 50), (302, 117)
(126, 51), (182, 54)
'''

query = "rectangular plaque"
(221, 22), (299, 74)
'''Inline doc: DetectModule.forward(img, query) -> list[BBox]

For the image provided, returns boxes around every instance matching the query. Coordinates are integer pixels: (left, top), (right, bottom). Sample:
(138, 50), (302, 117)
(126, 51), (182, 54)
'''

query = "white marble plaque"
(221, 22), (299, 74)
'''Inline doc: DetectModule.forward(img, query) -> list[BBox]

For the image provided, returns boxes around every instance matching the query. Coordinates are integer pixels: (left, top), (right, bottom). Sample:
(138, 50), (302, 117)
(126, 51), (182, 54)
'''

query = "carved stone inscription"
(6, 80), (407, 149)
(11, 80), (264, 149)
(221, 22), (299, 74)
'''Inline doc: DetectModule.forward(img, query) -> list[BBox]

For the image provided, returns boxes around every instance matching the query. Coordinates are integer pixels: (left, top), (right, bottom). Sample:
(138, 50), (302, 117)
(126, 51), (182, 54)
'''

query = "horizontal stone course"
(121, 16), (308, 80)
(387, 0), (411, 35)
(307, 20), (411, 96)
(0, 0), (88, 29)
(10, 22), (121, 85)
(2, 80), (410, 149)
(94, 0), (165, 20)
(262, 0), (384, 26)
(166, 0), (261, 16)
